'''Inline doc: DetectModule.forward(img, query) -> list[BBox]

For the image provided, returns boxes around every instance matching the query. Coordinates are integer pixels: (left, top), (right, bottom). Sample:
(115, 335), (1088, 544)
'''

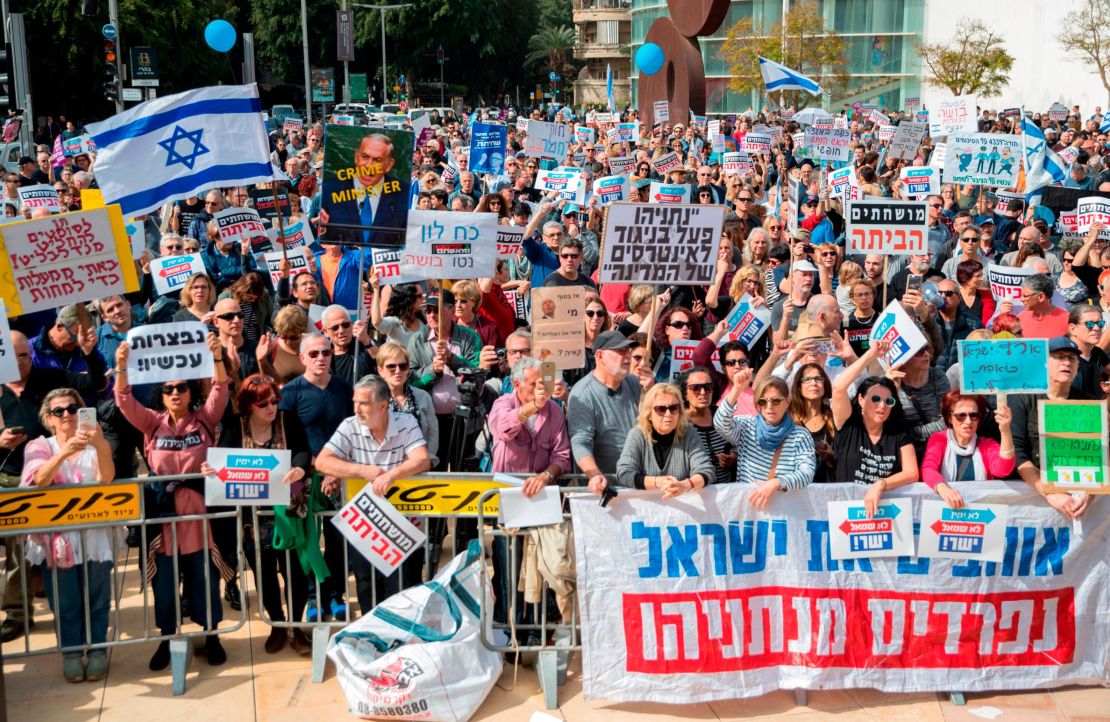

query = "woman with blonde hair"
(376, 341), (439, 467)
(259, 305), (308, 385)
(173, 272), (217, 324)
(614, 383), (715, 498)
(836, 260), (863, 316)
(616, 284), (655, 336)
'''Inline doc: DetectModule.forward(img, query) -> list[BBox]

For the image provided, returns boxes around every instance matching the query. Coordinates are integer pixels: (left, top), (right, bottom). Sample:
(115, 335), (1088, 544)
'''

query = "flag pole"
(272, 179), (289, 262)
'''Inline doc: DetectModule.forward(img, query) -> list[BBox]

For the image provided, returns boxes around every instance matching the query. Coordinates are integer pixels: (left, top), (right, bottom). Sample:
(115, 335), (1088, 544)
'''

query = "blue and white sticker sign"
(648, 181), (690, 204)
(918, 500), (1009, 563)
(205, 448), (292, 506)
(827, 498), (914, 560)
(870, 299), (928, 370)
(724, 293), (772, 346)
(592, 174), (629, 205)
(900, 166), (939, 198)
(150, 253), (206, 296)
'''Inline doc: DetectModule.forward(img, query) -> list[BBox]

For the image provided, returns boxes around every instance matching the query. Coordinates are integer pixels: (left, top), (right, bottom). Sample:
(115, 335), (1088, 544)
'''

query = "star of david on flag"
(86, 84), (280, 217)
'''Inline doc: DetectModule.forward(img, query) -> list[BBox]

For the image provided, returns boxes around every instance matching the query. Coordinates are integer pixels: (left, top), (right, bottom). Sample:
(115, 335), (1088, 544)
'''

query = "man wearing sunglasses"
(1066, 304), (1110, 398)
(941, 231), (985, 281)
(212, 298), (260, 380)
(542, 236), (597, 290)
(321, 304), (376, 383)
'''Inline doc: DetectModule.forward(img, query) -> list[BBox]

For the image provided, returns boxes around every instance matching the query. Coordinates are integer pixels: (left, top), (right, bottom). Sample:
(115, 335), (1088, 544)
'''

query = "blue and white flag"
(1021, 115), (1067, 192)
(1100, 111), (1110, 134)
(758, 56), (822, 97)
(86, 84), (274, 217)
(606, 64), (615, 114)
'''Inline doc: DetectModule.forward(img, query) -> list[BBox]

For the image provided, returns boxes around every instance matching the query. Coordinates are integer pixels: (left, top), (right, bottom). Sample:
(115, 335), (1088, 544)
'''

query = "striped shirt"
(323, 411), (426, 469)
(713, 400), (816, 490)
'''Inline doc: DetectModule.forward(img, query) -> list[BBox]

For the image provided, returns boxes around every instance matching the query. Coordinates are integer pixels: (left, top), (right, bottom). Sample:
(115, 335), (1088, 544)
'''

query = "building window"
(598, 20), (619, 44)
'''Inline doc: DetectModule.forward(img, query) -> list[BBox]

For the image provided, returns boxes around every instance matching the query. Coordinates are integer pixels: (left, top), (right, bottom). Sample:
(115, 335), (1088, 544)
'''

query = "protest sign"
(944, 133), (1022, 187)
(531, 286), (585, 370)
(283, 116), (304, 133)
(572, 482), (1107, 703)
(828, 498), (914, 559)
(1074, 196), (1110, 240)
(889, 122), (928, 160)
(669, 339), (698, 380)
(867, 109), (890, 127)
(918, 500), (1010, 563)
(722, 151), (752, 176)
(502, 288), (526, 320)
(994, 189), (1024, 213)
(870, 299), (928, 369)
(150, 253), (206, 296)
(276, 215), (314, 249)
(600, 203), (723, 285)
(18, 184), (61, 213)
(724, 293), (772, 346)
(204, 448), (292, 506)
(248, 186), (292, 220)
(593, 112), (614, 124)
(877, 125), (897, 142)
(124, 321), (214, 385)
(905, 96), (920, 108)
(1048, 103), (1068, 122)
(515, 117), (529, 133)
(1040, 400), (1109, 492)
(333, 486), (426, 576)
(650, 151), (682, 175)
(535, 168), (587, 204)
(648, 182), (690, 204)
(1059, 146), (1080, 166)
(215, 206), (271, 253)
(262, 247), (309, 288)
(495, 226), (524, 260)
(320, 125), (412, 246)
(846, 198), (927, 255)
(0, 301), (18, 384)
(592, 174), (629, 205)
(574, 126), (594, 145)
(63, 134), (96, 157)
(469, 122), (507, 175)
(828, 166), (860, 199)
(929, 95), (977, 136)
(0, 206), (139, 316)
(958, 339), (1049, 394)
(928, 142), (947, 169)
(524, 120), (570, 160)
(987, 263), (1036, 303)
(741, 132), (772, 154)
(915, 110), (929, 124)
(333, 115), (353, 126)
(608, 155), (636, 175)
(653, 101), (670, 123)
(802, 128), (851, 162)
(370, 247), (419, 286)
(401, 210), (498, 280)
(899, 166), (939, 197)
(616, 122), (639, 143)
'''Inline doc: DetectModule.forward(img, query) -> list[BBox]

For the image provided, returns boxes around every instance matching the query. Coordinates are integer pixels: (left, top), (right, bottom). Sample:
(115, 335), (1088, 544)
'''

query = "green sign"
(1043, 402), (1102, 435)
(349, 73), (368, 103)
(1040, 400), (1108, 491)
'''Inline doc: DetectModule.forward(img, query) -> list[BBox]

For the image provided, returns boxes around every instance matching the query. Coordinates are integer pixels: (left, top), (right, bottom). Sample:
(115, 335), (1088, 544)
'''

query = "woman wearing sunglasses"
(114, 334), (233, 671)
(830, 340), (919, 516)
(376, 342), (439, 465)
(652, 306), (703, 382)
(678, 367), (735, 484)
(921, 390), (1014, 508)
(714, 372), (815, 509)
(200, 374), (313, 654)
(615, 383), (715, 498)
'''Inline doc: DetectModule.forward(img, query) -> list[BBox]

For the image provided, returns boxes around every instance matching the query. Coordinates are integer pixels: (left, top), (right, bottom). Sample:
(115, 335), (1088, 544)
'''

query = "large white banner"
(572, 483), (1110, 704)
(400, 210), (499, 280)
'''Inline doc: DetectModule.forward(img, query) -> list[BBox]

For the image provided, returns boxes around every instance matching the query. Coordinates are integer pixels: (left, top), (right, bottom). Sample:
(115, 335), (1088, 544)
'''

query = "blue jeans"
(40, 561), (113, 658)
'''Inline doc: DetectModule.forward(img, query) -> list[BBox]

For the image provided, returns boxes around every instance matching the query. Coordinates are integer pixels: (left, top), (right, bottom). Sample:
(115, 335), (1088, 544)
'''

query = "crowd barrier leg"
(170, 638), (193, 696)
(794, 689), (808, 706)
(949, 692), (966, 705)
(311, 625), (329, 683)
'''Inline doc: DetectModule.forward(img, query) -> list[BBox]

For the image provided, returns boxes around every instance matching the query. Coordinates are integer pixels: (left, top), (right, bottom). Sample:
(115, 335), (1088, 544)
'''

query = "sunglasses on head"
(162, 382), (190, 395)
(215, 311), (242, 322)
(48, 404), (79, 417)
(951, 411), (980, 422)
(867, 394), (896, 407)
(652, 403), (681, 416)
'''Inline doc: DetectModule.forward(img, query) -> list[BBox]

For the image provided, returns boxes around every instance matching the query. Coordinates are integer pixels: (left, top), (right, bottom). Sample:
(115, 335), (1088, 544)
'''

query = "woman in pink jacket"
(921, 390), (1015, 508)
(114, 333), (232, 671)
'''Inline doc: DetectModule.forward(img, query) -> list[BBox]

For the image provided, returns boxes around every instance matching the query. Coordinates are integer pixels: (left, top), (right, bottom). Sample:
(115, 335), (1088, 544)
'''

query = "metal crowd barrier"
(0, 474), (247, 696)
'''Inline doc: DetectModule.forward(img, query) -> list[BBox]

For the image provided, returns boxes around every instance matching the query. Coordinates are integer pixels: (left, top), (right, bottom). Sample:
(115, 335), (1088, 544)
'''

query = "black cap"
(1048, 336), (1081, 356)
(592, 330), (634, 353)
(424, 289), (455, 307)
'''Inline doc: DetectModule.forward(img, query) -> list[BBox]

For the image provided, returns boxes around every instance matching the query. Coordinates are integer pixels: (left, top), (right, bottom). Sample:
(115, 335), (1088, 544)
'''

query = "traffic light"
(103, 38), (119, 103)
(0, 46), (10, 112)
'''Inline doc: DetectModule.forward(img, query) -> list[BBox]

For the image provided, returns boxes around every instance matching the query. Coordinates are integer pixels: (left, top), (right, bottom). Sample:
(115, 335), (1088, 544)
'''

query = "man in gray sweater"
(567, 331), (655, 492)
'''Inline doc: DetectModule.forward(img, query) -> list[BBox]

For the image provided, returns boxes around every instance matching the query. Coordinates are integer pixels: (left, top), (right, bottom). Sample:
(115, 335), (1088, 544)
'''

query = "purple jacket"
(488, 391), (571, 476)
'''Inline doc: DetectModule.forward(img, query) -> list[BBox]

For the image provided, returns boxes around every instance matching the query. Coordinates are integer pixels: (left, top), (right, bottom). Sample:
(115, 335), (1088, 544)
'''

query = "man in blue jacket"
(314, 242), (367, 311)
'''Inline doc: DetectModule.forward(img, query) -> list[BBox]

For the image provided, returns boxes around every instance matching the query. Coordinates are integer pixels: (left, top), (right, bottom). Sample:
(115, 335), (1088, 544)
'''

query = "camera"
(495, 348), (506, 364)
(456, 366), (489, 419)
(803, 244), (815, 254)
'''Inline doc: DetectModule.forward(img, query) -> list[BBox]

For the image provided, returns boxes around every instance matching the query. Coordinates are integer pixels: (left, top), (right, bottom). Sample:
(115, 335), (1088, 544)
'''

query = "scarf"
(940, 429), (987, 483)
(755, 413), (795, 451)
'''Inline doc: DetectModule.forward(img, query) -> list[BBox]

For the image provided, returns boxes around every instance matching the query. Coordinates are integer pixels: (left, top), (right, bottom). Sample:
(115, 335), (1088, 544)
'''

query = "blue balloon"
(635, 42), (665, 76)
(204, 19), (236, 53)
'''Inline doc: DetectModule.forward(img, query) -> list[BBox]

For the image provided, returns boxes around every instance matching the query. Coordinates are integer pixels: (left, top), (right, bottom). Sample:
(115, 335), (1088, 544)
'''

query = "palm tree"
(526, 26), (576, 78)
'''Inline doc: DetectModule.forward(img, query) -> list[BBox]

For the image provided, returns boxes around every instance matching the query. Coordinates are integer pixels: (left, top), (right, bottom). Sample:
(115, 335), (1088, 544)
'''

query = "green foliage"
(525, 26), (576, 73)
(918, 18), (1014, 97)
(1057, 0), (1110, 103)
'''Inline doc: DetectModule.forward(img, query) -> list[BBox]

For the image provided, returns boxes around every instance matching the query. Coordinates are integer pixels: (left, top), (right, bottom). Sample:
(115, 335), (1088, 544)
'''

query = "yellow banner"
(0, 483), (142, 531)
(345, 478), (512, 515)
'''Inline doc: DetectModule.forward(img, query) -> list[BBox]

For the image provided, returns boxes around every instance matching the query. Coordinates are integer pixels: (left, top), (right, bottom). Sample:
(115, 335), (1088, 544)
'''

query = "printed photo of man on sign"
(319, 125), (412, 246)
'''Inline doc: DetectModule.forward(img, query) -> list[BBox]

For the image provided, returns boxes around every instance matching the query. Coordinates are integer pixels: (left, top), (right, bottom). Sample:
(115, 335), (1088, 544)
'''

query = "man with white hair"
(321, 304), (376, 383)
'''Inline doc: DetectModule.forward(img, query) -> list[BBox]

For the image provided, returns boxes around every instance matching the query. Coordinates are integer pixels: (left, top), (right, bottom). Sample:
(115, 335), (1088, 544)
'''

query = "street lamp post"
(353, 2), (412, 106)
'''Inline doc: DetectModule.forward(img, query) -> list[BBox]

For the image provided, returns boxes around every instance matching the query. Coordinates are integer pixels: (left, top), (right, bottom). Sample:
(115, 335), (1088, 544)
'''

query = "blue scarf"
(755, 413), (795, 451)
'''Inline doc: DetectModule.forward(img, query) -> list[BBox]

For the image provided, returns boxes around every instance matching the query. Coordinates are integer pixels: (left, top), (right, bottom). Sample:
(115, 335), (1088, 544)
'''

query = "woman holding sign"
(921, 390), (1015, 508)
(114, 333), (232, 671)
(830, 341), (919, 517)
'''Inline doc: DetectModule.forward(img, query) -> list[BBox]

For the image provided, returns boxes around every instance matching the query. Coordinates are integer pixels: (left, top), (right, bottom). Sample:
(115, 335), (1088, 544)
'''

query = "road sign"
(121, 88), (142, 102)
(102, 24), (117, 40)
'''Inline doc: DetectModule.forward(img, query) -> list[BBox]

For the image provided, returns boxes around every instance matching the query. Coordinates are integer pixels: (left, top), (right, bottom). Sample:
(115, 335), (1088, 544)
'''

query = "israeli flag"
(86, 84), (275, 217)
(1021, 115), (1067, 192)
(759, 56), (823, 97)
(1100, 111), (1110, 134)
(606, 64), (615, 114)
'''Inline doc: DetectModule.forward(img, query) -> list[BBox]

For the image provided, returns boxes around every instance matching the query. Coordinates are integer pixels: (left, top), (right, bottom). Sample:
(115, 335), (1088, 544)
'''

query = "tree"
(717, 1), (848, 110)
(917, 18), (1014, 97)
(525, 26), (576, 79)
(1057, 0), (1110, 104)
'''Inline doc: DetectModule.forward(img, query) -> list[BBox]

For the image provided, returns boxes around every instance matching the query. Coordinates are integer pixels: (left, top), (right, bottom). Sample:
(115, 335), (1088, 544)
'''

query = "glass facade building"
(630, 0), (926, 114)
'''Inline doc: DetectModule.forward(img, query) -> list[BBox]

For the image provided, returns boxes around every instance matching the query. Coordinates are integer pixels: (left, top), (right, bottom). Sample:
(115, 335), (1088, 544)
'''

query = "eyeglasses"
(723, 358), (749, 367)
(164, 244), (184, 252)
(205, 201), (220, 207)
(951, 412), (980, 422)
(48, 404), (79, 417)
(327, 321), (352, 332)
(687, 383), (713, 394)
(162, 383), (190, 395)
(867, 394), (897, 407)
(757, 397), (786, 408)
(667, 321), (690, 329)
(1083, 320), (1107, 330)
(507, 347), (531, 356)
(306, 348), (333, 359)
(652, 403), (681, 416)
(801, 375), (825, 384)
(584, 309), (604, 318)
(383, 362), (409, 372)
(960, 236), (977, 243)
(852, 291), (873, 298)
(215, 311), (242, 322)
(559, 253), (580, 260)
(253, 399), (278, 409)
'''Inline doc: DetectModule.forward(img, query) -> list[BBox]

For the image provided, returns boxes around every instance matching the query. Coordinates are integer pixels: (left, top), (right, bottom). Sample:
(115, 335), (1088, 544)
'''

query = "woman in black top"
(678, 367), (736, 483)
(789, 363), (835, 483)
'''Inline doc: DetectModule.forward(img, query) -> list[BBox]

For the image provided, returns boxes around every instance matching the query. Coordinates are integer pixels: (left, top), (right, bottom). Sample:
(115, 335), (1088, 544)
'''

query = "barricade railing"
(0, 474), (247, 696)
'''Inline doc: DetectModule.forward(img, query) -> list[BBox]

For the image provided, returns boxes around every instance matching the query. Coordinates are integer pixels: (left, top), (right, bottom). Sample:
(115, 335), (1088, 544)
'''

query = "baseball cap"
(424, 289), (455, 308)
(592, 330), (635, 353)
(792, 260), (819, 273)
(1048, 336), (1081, 356)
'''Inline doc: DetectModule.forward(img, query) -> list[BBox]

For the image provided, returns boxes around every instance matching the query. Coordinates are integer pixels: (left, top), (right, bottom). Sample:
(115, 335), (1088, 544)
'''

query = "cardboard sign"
(401, 210), (499, 280)
(868, 109), (890, 127)
(592, 174), (629, 205)
(333, 486), (427, 575)
(262, 247), (309, 288)
(653, 101), (670, 123)
(870, 299), (928, 369)
(651, 151), (683, 175)
(0, 300), (19, 384)
(531, 286), (585, 370)
(802, 128), (852, 162)
(722, 151), (752, 176)
(648, 181), (690, 204)
(958, 339), (1049, 394)
(276, 216), (314, 249)
(609, 155), (636, 175)
(986, 263), (1037, 303)
(905, 96), (920, 108)
(917, 501), (1010, 563)
(741, 132), (772, 154)
(495, 226), (524, 260)
(371, 247), (420, 286)
(214, 207), (270, 253)
(18, 184), (61, 213)
(929, 95), (977, 137)
(1040, 400), (1109, 492)
(248, 187), (293, 219)
(889, 122), (928, 161)
(0, 206), (139, 316)
(724, 293), (772, 346)
(668, 339), (698, 380)
(469, 122), (508, 175)
(150, 253), (206, 296)
(204, 447), (292, 506)
(283, 117), (304, 133)
(1075, 196), (1110, 240)
(125, 321), (214, 385)
(928, 142), (947, 169)
(900, 166), (939, 197)
(600, 203), (723, 285)
(535, 168), (586, 203)
(63, 134), (97, 157)
(524, 120), (569, 160)
(846, 198), (928, 255)
(944, 133), (1022, 188)
(827, 498), (914, 560)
